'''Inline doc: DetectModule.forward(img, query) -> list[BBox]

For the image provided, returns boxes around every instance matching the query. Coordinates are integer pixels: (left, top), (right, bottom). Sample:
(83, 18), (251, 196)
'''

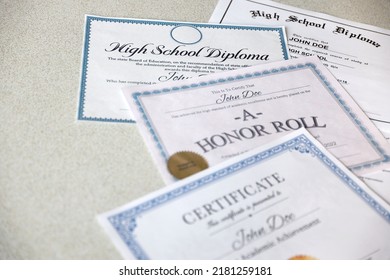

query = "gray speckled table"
(1, 0), (389, 259)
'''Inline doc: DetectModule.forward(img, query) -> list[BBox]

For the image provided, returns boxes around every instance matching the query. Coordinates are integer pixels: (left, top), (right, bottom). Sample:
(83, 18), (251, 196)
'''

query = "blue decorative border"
(78, 15), (289, 123)
(107, 133), (390, 259)
(133, 61), (389, 170)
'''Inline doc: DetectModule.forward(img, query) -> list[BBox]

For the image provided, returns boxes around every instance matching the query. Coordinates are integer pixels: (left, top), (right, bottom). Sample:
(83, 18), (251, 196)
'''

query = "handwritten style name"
(232, 212), (295, 250)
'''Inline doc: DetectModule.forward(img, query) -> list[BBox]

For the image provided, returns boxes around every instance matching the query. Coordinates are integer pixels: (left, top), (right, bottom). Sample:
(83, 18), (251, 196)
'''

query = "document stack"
(77, 0), (390, 259)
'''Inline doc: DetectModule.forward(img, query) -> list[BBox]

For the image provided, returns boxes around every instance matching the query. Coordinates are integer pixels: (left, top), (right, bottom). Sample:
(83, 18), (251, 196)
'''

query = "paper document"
(361, 169), (390, 204)
(98, 130), (390, 260)
(78, 15), (289, 123)
(209, 0), (390, 137)
(123, 57), (390, 189)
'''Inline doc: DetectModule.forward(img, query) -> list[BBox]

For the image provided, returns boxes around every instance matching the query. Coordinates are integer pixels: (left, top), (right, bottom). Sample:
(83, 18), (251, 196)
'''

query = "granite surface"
(1, 0), (389, 259)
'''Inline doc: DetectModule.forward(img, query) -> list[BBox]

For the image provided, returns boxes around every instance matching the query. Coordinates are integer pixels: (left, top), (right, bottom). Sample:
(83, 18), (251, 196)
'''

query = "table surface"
(1, 0), (389, 259)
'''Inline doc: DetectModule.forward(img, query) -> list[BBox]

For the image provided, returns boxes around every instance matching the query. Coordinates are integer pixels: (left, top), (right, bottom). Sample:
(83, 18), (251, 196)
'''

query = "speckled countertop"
(1, 0), (389, 259)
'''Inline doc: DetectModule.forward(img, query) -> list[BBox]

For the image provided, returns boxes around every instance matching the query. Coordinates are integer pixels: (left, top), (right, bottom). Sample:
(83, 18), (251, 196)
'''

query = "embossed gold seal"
(289, 255), (317, 260)
(167, 151), (209, 179)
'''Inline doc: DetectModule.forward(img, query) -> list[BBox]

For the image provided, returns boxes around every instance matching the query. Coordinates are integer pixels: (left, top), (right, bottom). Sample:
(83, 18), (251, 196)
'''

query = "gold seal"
(167, 151), (209, 179)
(288, 255), (317, 260)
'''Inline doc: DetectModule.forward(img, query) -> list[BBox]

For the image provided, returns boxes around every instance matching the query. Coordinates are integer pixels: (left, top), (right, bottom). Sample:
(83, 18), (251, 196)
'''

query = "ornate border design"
(107, 133), (390, 259)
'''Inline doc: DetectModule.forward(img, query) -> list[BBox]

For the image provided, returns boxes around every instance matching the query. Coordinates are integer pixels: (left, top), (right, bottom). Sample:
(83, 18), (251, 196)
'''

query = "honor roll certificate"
(78, 15), (289, 123)
(98, 130), (390, 260)
(124, 57), (390, 188)
(210, 0), (390, 137)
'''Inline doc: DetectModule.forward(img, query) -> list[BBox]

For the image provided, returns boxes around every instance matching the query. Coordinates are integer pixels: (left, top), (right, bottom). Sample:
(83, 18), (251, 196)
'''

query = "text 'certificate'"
(98, 130), (390, 260)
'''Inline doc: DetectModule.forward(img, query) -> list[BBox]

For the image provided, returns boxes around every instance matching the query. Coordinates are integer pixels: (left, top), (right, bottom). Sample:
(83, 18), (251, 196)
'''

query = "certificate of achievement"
(123, 57), (390, 189)
(98, 130), (390, 260)
(78, 15), (289, 123)
(209, 0), (390, 137)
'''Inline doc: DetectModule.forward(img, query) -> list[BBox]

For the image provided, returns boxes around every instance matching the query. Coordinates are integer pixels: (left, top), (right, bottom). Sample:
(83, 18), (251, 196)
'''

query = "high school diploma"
(123, 56), (390, 200)
(78, 15), (288, 123)
(98, 130), (390, 259)
(209, 0), (390, 138)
